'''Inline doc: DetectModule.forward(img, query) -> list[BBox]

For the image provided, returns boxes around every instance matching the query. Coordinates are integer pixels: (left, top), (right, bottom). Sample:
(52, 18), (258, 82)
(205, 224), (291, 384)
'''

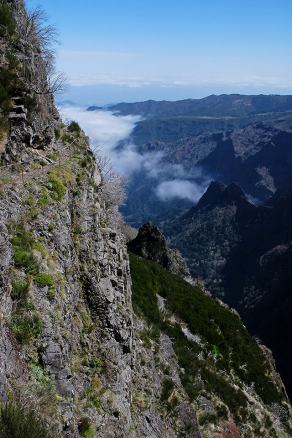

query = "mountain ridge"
(162, 180), (292, 399)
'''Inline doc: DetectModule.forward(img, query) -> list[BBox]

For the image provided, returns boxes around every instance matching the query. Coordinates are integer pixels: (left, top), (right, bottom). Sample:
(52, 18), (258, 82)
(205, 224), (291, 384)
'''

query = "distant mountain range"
(108, 94), (292, 118)
(92, 95), (292, 226)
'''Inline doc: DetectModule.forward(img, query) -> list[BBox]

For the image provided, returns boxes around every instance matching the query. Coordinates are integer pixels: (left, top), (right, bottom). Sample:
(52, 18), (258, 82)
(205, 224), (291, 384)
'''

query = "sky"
(25, 0), (292, 104)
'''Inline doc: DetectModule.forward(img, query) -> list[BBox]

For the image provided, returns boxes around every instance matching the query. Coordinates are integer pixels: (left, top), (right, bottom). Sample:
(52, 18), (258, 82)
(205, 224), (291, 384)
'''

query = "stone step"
(8, 112), (27, 121)
(11, 105), (27, 115)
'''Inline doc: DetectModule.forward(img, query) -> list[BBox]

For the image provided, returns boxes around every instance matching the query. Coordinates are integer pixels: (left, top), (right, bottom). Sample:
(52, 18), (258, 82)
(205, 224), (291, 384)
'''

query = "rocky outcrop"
(0, 0), (59, 162)
(128, 222), (191, 280)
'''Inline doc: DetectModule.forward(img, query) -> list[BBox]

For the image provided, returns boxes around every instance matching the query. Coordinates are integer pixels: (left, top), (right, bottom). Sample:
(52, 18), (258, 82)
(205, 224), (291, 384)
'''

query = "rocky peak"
(192, 181), (250, 214)
(128, 222), (191, 279)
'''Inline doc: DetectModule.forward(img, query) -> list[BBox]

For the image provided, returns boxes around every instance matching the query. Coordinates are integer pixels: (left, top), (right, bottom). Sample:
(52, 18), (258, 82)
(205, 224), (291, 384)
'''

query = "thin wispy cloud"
(57, 49), (292, 91)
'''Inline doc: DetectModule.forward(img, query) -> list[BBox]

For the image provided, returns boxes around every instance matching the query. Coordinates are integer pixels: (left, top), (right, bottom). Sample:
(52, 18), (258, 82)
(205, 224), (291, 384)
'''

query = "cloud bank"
(59, 105), (209, 203)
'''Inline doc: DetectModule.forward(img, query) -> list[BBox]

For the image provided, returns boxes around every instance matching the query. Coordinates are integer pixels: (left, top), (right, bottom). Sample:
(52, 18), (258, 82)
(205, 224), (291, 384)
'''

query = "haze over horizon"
(25, 0), (292, 105)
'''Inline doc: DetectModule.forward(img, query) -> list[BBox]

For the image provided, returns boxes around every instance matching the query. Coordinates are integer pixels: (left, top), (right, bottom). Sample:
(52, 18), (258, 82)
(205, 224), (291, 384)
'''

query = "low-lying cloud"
(156, 179), (206, 202)
(59, 105), (210, 203)
(60, 106), (140, 155)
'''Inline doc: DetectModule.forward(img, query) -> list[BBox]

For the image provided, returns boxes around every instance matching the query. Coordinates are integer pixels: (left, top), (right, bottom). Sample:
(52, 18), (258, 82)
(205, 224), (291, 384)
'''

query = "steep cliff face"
(0, 0), (58, 161)
(0, 2), (133, 436)
(0, 2), (291, 438)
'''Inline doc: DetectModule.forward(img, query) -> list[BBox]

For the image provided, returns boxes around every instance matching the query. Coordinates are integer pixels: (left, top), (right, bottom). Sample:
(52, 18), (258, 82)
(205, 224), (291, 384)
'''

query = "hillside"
(162, 181), (292, 399)
(130, 253), (291, 437)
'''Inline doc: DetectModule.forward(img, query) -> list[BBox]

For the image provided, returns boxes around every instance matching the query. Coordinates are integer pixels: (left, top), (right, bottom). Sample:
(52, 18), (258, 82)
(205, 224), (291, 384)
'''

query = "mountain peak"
(128, 222), (191, 279)
(196, 181), (248, 210)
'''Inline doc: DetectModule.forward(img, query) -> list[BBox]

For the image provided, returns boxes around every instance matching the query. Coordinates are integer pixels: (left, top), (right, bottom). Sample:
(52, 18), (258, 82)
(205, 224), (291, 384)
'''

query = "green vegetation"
(160, 378), (175, 402)
(0, 1), (16, 38)
(9, 225), (48, 343)
(11, 312), (43, 344)
(32, 241), (47, 258)
(31, 363), (52, 387)
(47, 166), (74, 201)
(38, 190), (50, 206)
(35, 272), (56, 299)
(129, 253), (283, 422)
(68, 121), (81, 135)
(48, 174), (67, 201)
(34, 273), (54, 288)
(78, 417), (96, 438)
(54, 128), (61, 139)
(11, 228), (39, 274)
(11, 276), (29, 301)
(0, 402), (52, 438)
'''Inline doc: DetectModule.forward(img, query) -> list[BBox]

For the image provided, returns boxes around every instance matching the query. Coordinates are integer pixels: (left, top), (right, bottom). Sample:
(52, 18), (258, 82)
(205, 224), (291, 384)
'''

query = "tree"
(19, 6), (67, 95)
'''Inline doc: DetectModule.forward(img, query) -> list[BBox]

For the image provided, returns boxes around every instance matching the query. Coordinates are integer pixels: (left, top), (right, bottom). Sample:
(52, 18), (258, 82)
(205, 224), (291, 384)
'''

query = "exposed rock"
(128, 222), (191, 280)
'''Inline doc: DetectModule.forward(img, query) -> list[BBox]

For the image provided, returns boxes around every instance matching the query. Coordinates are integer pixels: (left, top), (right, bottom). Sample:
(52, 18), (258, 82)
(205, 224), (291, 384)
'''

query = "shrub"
(68, 121), (81, 135)
(48, 175), (66, 201)
(11, 312), (43, 344)
(129, 253), (283, 423)
(31, 363), (51, 386)
(34, 273), (54, 288)
(160, 378), (174, 402)
(11, 277), (29, 301)
(0, 2), (16, 38)
(11, 230), (39, 275)
(32, 241), (47, 258)
(78, 417), (96, 438)
(0, 402), (52, 438)
(38, 191), (50, 206)
(13, 247), (39, 274)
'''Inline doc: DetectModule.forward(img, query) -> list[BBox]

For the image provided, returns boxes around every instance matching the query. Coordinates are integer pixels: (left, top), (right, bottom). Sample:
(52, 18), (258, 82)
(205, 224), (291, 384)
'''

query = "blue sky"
(25, 0), (292, 104)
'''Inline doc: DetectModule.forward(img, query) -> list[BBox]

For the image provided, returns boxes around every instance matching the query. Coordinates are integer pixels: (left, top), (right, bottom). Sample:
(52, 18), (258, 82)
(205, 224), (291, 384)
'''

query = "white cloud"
(59, 106), (211, 204)
(60, 105), (141, 154)
(156, 179), (206, 202)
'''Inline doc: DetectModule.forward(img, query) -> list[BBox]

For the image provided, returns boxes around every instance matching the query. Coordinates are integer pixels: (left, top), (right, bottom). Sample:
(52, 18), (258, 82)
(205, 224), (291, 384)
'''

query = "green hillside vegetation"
(129, 253), (286, 426)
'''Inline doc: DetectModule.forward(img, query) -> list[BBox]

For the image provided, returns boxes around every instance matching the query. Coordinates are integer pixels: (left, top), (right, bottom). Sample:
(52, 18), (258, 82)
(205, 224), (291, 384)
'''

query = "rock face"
(128, 222), (191, 280)
(1, 0), (59, 163)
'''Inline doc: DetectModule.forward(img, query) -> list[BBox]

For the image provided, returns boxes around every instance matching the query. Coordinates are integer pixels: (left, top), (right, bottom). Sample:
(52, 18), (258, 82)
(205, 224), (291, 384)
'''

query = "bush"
(160, 378), (174, 402)
(0, 2), (16, 37)
(11, 312), (43, 344)
(48, 174), (67, 201)
(0, 402), (52, 438)
(38, 191), (50, 206)
(68, 121), (81, 135)
(11, 277), (29, 301)
(34, 273), (54, 288)
(11, 230), (39, 275)
(78, 417), (96, 438)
